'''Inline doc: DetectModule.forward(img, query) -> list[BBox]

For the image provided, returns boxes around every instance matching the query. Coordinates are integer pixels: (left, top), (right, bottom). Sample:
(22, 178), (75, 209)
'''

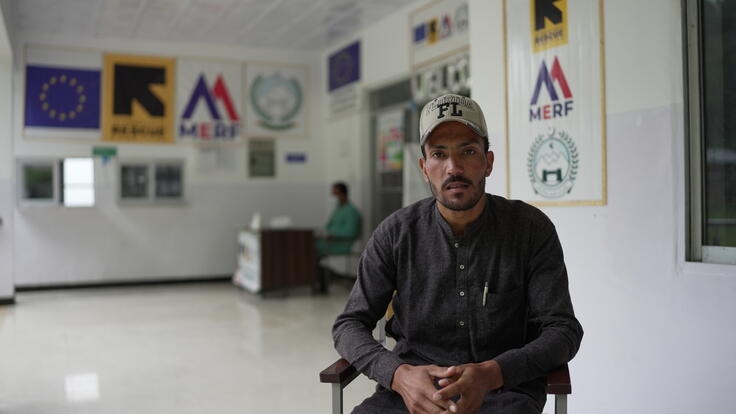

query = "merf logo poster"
(505, 0), (606, 206)
(178, 59), (241, 142)
(102, 54), (175, 143)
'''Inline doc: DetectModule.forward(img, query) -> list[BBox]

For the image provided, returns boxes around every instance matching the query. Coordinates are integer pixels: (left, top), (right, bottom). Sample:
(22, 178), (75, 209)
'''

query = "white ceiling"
(11, 0), (417, 50)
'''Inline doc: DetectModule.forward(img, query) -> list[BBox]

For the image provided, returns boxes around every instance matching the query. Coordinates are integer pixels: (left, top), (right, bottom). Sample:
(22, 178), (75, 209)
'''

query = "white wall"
(322, 0), (736, 412)
(0, 56), (14, 298)
(473, 1), (736, 412)
(0, 1), (15, 299)
(11, 33), (329, 286)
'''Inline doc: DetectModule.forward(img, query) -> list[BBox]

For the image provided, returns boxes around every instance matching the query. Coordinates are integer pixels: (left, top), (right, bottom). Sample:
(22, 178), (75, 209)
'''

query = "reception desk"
(233, 228), (316, 293)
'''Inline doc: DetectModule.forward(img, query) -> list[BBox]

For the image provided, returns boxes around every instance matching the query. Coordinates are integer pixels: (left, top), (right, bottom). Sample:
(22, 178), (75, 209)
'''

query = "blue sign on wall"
(285, 153), (307, 163)
(328, 41), (360, 92)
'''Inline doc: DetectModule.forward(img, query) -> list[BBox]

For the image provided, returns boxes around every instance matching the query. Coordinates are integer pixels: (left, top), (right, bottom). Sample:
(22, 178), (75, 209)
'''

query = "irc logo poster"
(177, 60), (242, 142)
(102, 54), (175, 143)
(530, 0), (568, 53)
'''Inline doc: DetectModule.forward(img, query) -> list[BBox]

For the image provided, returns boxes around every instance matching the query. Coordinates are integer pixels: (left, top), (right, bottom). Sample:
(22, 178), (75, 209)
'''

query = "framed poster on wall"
(249, 138), (276, 178)
(102, 54), (176, 143)
(23, 46), (102, 140)
(504, 0), (607, 205)
(328, 41), (361, 116)
(244, 63), (308, 138)
(410, 0), (469, 69)
(376, 109), (405, 172)
(177, 58), (242, 142)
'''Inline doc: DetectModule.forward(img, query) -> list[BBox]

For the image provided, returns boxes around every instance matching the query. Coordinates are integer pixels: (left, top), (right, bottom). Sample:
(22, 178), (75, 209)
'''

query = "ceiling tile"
(13, 0), (420, 51)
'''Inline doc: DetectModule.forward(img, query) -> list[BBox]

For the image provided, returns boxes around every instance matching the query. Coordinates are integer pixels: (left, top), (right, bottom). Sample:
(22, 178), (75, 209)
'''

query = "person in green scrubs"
(315, 182), (362, 292)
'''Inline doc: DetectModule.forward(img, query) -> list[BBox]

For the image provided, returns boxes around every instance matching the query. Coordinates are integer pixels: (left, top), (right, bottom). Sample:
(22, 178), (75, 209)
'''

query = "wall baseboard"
(15, 275), (232, 292)
(0, 297), (16, 305)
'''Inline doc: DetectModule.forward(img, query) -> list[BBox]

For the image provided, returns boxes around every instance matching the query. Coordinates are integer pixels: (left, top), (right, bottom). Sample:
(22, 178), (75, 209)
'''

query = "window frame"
(118, 159), (186, 206)
(16, 157), (98, 208)
(16, 158), (60, 206)
(684, 0), (736, 266)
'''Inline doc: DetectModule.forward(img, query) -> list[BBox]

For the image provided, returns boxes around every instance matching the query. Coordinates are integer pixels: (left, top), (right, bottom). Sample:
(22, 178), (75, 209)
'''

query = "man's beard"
(428, 175), (486, 211)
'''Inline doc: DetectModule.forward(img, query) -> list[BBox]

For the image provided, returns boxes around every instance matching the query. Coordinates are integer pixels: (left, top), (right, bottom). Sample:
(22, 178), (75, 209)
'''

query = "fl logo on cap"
(436, 102), (463, 119)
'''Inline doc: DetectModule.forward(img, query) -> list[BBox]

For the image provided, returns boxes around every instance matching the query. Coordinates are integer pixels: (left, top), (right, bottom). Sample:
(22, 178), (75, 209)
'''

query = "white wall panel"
(13, 181), (326, 286)
(0, 55), (14, 298)
(11, 32), (329, 286)
(469, 0), (734, 412)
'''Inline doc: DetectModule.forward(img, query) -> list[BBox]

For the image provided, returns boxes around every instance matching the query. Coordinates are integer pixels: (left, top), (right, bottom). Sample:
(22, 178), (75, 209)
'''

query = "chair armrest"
(320, 358), (360, 387)
(546, 364), (571, 395)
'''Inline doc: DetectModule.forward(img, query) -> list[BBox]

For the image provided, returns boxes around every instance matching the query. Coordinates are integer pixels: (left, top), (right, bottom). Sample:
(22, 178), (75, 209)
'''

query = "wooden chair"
(319, 309), (572, 414)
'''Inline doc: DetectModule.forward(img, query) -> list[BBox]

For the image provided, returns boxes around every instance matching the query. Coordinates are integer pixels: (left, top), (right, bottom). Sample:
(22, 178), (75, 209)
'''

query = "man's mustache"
(442, 176), (473, 190)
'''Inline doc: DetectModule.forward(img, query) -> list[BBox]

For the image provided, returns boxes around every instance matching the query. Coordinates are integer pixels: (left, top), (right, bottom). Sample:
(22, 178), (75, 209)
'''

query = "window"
(685, 0), (736, 265)
(61, 158), (95, 207)
(120, 165), (149, 199)
(119, 160), (185, 204)
(18, 158), (95, 207)
(22, 162), (54, 201)
(155, 164), (183, 198)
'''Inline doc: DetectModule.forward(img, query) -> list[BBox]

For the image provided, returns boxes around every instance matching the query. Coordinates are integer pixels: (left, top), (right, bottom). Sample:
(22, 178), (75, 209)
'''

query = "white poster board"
(505, 0), (606, 205)
(410, 0), (469, 69)
(376, 109), (405, 172)
(244, 63), (308, 138)
(177, 59), (242, 142)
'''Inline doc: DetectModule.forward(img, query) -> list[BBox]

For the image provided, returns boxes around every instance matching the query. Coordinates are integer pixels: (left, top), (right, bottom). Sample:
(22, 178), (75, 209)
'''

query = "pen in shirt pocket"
(482, 282), (488, 307)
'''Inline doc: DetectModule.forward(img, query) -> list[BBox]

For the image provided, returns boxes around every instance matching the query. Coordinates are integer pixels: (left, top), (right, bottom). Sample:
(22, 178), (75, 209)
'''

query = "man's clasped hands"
(390, 360), (505, 414)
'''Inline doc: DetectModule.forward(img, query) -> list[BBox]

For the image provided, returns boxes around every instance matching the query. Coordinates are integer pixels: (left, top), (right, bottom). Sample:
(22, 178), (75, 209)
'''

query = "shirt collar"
(432, 193), (492, 241)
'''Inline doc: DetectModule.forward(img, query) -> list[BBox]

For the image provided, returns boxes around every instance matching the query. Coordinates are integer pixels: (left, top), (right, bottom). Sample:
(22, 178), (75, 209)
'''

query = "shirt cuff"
(492, 349), (528, 389)
(372, 350), (408, 390)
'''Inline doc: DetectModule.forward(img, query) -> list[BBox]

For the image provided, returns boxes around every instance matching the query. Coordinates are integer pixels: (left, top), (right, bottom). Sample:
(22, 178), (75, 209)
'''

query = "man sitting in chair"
(317, 182), (362, 256)
(332, 94), (583, 414)
(316, 182), (362, 292)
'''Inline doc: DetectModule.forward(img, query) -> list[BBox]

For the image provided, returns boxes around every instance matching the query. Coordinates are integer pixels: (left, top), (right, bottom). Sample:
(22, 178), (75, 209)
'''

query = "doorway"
(368, 79), (427, 231)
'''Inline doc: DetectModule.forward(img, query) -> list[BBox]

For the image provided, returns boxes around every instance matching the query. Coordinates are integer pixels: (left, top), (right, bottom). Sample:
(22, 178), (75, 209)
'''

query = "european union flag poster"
(328, 41), (360, 92)
(25, 65), (101, 129)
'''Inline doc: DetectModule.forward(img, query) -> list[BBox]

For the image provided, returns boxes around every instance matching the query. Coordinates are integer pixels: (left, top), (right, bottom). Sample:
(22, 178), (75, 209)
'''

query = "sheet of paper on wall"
(197, 146), (237, 173)
(249, 138), (276, 178)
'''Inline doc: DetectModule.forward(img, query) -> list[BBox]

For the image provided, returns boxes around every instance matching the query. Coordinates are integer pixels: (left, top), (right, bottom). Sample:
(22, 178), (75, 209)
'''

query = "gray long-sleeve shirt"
(332, 194), (583, 406)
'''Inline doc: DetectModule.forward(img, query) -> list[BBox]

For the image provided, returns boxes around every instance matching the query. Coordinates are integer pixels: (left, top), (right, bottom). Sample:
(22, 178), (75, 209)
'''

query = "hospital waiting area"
(0, 0), (734, 413)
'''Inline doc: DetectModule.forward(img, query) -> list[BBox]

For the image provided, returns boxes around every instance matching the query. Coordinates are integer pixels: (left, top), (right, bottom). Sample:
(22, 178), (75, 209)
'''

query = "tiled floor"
(0, 281), (376, 413)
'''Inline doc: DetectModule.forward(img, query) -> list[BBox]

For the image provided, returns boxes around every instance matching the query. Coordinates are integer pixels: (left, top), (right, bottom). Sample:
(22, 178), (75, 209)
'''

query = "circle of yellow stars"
(38, 74), (86, 122)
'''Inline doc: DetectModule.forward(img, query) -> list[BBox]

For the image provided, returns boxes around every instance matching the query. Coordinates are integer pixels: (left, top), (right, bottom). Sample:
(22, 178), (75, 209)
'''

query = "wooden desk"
(234, 228), (316, 293)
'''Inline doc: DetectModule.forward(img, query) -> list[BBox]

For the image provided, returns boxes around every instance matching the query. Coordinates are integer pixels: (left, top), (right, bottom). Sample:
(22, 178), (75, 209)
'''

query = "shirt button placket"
(455, 241), (468, 341)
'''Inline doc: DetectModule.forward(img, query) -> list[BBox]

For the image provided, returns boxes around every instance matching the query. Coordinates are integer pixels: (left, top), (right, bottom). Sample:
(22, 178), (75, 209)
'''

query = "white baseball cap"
(419, 94), (488, 147)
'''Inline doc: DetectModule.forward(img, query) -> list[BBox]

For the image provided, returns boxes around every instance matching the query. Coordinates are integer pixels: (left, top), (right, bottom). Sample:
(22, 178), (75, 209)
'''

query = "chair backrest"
(377, 297), (396, 346)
